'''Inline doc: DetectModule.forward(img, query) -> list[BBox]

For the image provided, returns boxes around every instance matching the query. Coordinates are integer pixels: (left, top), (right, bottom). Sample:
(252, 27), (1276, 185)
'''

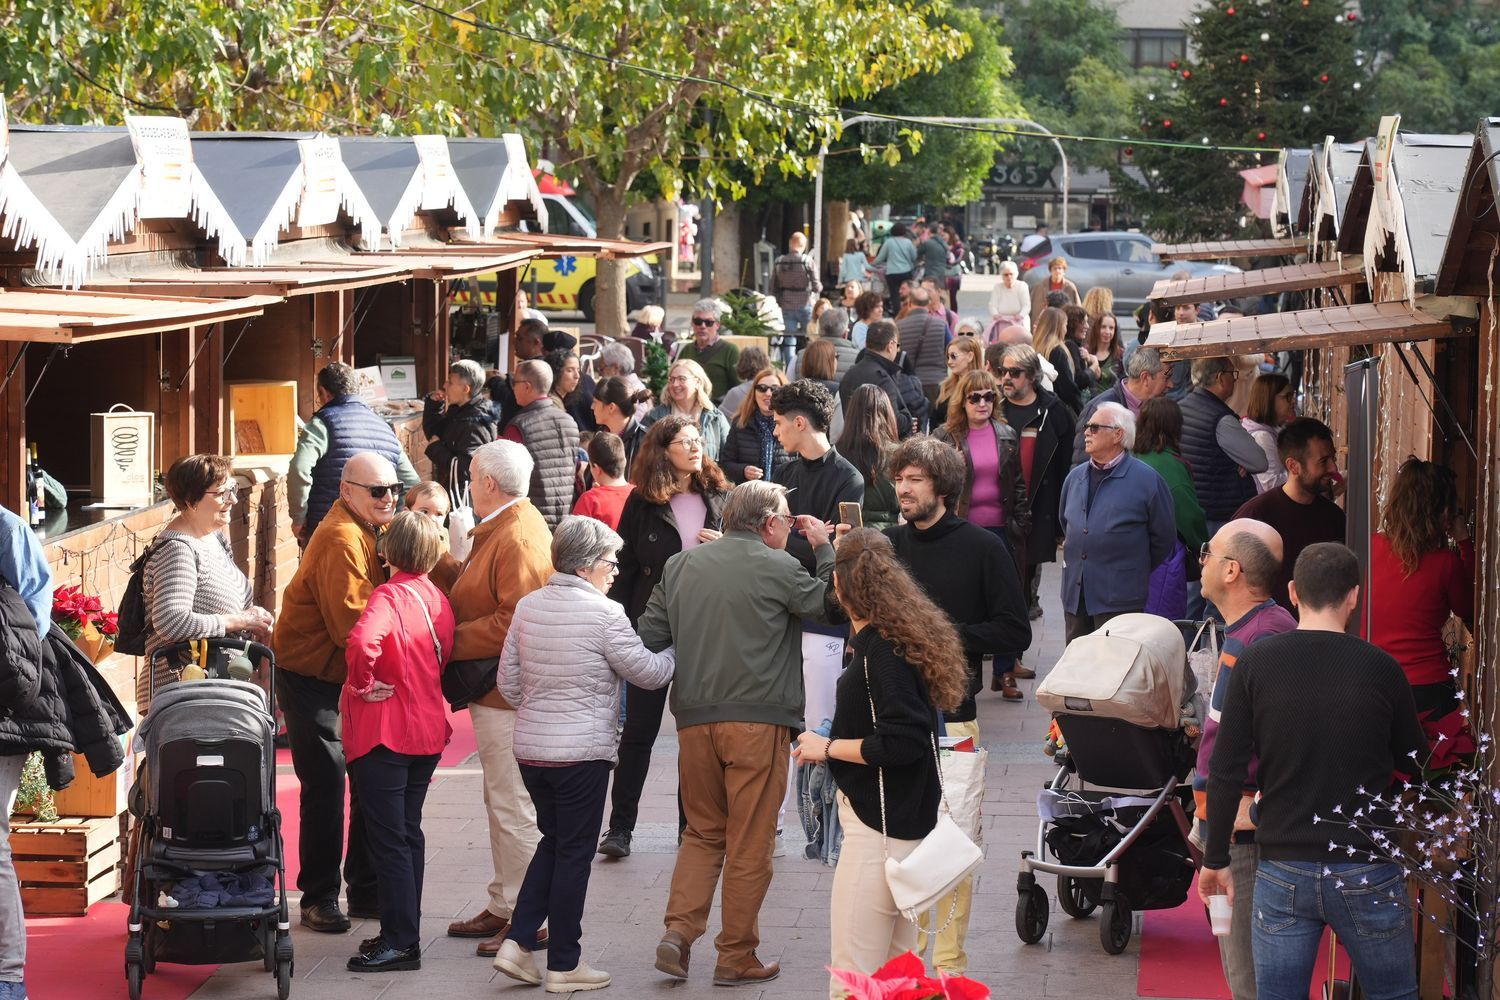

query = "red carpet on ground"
(24, 707), (477, 998)
(1138, 897), (1350, 1000)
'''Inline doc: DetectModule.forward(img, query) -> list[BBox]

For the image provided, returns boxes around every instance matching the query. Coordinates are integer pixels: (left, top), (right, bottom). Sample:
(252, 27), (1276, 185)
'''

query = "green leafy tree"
(1118, 0), (1368, 241)
(1356, 0), (1500, 133)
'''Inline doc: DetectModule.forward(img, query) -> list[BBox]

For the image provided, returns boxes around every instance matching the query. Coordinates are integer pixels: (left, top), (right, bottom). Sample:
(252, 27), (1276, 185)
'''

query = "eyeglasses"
(595, 557), (620, 571)
(966, 391), (997, 405)
(670, 437), (703, 451)
(691, 317), (716, 327)
(999, 367), (1028, 379)
(767, 513), (794, 527)
(211, 486), (239, 504)
(667, 375), (691, 385)
(754, 384), (779, 394)
(1083, 422), (1119, 435)
(1199, 542), (1239, 566)
(348, 481), (403, 500)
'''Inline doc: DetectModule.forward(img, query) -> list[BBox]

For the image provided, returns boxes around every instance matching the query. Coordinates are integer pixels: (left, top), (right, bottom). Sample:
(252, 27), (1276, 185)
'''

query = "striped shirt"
(140, 528), (252, 709)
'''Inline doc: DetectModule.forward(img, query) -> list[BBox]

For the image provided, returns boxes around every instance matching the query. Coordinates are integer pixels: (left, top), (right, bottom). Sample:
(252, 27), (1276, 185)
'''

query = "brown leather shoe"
(1010, 663), (1036, 680)
(999, 673), (1024, 701)
(654, 931), (691, 980)
(448, 908), (509, 939)
(477, 926), (547, 957)
(712, 955), (780, 987)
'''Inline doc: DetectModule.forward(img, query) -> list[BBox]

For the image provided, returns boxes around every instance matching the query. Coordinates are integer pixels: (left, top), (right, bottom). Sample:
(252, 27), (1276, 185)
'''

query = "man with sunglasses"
(1069, 347), (1173, 465)
(1057, 402), (1176, 644)
(676, 300), (741, 404)
(274, 452), (405, 932)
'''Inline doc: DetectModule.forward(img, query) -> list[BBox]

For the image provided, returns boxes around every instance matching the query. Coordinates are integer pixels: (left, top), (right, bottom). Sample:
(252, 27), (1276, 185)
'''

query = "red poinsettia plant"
(829, 952), (989, 1000)
(51, 585), (118, 645)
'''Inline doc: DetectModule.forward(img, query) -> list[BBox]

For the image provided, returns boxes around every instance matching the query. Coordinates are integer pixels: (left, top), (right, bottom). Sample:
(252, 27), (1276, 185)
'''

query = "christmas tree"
(1119, 0), (1368, 240)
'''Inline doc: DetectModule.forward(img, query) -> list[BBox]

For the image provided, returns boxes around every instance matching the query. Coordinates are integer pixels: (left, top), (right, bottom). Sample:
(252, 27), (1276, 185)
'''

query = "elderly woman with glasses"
(140, 454), (273, 710)
(424, 358), (498, 500)
(490, 516), (675, 992)
(644, 359), (730, 461)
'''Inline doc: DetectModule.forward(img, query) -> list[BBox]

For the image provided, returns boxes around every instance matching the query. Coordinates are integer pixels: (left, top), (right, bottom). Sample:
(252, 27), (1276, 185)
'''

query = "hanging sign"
(413, 135), (456, 211)
(1371, 115), (1399, 186)
(126, 115), (194, 218)
(297, 136), (343, 228)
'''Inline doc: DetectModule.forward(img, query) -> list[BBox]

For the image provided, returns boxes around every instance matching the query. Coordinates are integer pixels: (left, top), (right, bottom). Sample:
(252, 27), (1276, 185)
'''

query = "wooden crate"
(227, 380), (299, 455)
(9, 817), (122, 916)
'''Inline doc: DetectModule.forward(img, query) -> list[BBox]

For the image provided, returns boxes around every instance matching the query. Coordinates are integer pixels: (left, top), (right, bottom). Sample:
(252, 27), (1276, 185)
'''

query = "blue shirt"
(0, 505), (54, 637)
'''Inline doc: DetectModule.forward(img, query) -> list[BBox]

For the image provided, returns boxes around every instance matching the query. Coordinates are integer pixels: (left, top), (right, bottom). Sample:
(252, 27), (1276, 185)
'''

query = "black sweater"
(773, 446), (864, 575)
(884, 512), (1031, 722)
(828, 627), (939, 841)
(1205, 630), (1426, 870)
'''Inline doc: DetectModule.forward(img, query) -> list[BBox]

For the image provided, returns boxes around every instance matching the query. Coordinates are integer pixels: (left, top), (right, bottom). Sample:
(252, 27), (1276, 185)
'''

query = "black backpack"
(113, 537), (188, 656)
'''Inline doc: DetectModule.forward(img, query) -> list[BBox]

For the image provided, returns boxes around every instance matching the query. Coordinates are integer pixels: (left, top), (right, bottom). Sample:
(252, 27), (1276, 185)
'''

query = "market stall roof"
(189, 133), (382, 262)
(1306, 138), (1368, 244)
(1435, 119), (1500, 297)
(446, 135), (548, 234)
(1144, 300), (1462, 359)
(337, 136), (478, 247)
(0, 286), (275, 343)
(1334, 130), (1470, 287)
(1275, 148), (1313, 236)
(1148, 259), (1364, 305)
(351, 244), (539, 281)
(0, 117), (246, 287)
(1153, 237), (1306, 261)
(460, 230), (673, 259)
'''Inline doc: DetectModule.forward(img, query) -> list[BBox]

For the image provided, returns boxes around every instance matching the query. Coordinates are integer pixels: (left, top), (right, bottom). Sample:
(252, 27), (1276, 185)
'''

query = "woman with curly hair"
(792, 527), (967, 996)
(1368, 458), (1475, 751)
(597, 415), (730, 859)
(931, 335), (983, 426)
(644, 359), (730, 461)
(720, 367), (790, 483)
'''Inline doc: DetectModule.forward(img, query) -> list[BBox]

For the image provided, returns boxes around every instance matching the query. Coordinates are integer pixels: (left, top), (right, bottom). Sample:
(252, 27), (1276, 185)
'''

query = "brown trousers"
(664, 721), (790, 970)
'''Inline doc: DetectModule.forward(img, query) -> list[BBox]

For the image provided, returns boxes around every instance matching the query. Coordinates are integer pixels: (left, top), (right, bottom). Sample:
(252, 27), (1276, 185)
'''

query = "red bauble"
(1347, 11), (1357, 19)
(1240, 53), (1250, 62)
(1182, 69), (1192, 79)
(1124, 147), (1134, 156)
(1320, 74), (1330, 82)
(1163, 119), (1173, 128)
(1219, 97), (1229, 106)
(1257, 131), (1267, 140)
(1227, 5), (1237, 14)
(1169, 60), (1179, 70)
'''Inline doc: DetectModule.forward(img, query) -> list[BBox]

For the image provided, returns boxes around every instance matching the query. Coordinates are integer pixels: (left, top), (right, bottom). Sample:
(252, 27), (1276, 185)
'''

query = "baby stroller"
(1015, 615), (1208, 954)
(124, 639), (292, 999)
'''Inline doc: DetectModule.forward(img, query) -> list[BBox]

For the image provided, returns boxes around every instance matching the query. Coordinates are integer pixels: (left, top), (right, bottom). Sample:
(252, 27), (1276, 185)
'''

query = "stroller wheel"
(1014, 885), (1049, 944)
(1100, 893), (1133, 954)
(125, 959), (145, 1000)
(276, 957), (293, 1000)
(1057, 875), (1101, 918)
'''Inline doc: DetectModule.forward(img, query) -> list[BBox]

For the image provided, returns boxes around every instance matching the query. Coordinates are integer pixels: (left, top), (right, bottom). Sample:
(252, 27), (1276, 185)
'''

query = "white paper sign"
(297, 136), (342, 227)
(352, 366), (388, 404)
(413, 134), (455, 211)
(126, 115), (194, 218)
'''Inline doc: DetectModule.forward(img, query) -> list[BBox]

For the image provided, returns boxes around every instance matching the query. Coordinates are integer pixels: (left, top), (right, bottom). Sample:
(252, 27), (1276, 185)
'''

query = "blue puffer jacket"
(306, 396), (408, 537)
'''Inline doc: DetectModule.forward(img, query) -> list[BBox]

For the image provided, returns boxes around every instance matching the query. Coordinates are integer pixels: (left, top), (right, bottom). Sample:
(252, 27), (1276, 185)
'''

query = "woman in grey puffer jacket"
(492, 516), (674, 992)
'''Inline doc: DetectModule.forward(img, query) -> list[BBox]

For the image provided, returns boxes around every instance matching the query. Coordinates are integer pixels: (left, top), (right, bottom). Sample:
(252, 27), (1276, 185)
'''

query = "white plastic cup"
(1208, 893), (1232, 937)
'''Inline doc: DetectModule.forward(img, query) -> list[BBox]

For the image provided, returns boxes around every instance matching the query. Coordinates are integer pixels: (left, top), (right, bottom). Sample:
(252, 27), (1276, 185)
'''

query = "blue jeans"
(1252, 860), (1416, 1000)
(779, 307), (811, 367)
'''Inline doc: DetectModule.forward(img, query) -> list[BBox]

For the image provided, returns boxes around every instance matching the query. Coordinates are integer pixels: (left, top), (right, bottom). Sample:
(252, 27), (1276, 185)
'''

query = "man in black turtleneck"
(877, 434), (1031, 975)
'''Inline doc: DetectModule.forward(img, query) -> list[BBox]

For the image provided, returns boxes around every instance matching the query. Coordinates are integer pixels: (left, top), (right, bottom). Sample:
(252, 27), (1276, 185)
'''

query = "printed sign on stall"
(413, 135), (455, 211)
(297, 136), (343, 228)
(126, 115), (194, 218)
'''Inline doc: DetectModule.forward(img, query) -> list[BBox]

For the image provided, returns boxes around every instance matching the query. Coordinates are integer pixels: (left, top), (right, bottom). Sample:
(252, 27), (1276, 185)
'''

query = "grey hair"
(449, 359), (486, 396)
(1125, 347), (1164, 379)
(957, 316), (986, 337)
(817, 307), (850, 339)
(551, 515), (623, 576)
(599, 342), (636, 374)
(692, 298), (726, 320)
(516, 358), (554, 394)
(469, 439), (533, 498)
(1191, 356), (1233, 387)
(1094, 401), (1136, 450)
(722, 480), (789, 533)
(1000, 343), (1042, 380)
(998, 260), (1019, 277)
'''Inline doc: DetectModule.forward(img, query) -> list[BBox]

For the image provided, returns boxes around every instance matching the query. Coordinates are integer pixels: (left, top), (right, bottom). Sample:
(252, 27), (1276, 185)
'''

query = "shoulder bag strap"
(396, 582), (444, 666)
(862, 649), (954, 852)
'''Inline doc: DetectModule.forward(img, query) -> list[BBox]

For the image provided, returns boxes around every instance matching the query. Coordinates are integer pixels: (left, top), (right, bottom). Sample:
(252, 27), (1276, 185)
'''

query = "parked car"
(1018, 231), (1239, 311)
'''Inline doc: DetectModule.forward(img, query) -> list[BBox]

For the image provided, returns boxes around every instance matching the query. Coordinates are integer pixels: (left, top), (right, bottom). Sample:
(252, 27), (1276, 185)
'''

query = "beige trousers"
(828, 794), (920, 1000)
(917, 718), (980, 974)
(469, 703), (541, 918)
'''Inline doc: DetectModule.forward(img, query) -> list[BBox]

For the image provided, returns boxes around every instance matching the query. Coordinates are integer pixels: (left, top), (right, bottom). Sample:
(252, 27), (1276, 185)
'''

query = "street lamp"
(811, 115), (1070, 262)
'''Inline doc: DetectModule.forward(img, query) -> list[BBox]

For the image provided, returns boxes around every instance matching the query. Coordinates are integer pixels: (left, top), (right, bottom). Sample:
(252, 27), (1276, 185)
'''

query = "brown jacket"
(442, 498), (553, 708)
(272, 498), (385, 684)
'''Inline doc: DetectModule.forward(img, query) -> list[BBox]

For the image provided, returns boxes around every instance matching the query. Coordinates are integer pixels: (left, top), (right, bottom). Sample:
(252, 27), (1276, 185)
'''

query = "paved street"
(185, 563), (1169, 1000)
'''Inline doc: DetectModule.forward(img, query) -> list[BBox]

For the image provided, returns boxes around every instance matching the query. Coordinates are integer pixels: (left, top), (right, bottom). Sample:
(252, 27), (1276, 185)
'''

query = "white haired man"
(676, 299), (741, 403)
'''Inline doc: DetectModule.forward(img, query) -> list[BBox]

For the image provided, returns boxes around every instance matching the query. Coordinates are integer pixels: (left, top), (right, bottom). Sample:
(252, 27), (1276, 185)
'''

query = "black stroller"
(1016, 615), (1210, 954)
(124, 639), (292, 999)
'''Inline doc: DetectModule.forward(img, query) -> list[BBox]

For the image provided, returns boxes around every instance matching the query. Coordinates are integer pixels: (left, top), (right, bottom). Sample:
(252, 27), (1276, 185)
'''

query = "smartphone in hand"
(838, 502), (863, 528)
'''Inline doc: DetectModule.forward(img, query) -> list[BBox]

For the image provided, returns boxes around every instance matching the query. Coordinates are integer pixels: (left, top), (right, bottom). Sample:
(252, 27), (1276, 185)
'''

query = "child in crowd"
(405, 481), (451, 526)
(571, 432), (635, 531)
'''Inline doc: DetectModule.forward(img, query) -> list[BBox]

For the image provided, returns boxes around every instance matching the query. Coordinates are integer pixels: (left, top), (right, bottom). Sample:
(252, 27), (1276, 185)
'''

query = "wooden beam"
(495, 267), (520, 373)
(339, 289), (357, 366)
(193, 324), (225, 454)
(0, 344), (23, 513)
(412, 279), (440, 396)
(158, 329), (194, 471)
(295, 298), (320, 420)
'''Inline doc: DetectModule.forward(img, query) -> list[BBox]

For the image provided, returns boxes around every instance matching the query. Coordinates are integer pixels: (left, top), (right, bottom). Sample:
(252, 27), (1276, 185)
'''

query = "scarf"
(752, 410), (777, 479)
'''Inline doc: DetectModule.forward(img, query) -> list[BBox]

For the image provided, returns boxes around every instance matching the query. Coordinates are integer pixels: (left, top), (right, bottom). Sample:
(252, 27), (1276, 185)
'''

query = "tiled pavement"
(186, 563), (1181, 1000)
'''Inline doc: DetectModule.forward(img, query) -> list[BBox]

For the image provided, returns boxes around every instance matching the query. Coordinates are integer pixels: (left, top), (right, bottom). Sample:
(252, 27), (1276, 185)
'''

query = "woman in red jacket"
(1368, 458), (1474, 760)
(341, 511), (456, 973)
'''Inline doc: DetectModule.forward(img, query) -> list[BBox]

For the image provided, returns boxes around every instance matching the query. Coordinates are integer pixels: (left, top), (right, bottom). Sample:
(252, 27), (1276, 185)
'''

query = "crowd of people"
(0, 240), (1477, 1000)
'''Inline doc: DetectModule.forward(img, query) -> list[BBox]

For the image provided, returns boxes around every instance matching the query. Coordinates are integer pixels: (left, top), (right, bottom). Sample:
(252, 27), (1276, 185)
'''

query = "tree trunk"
(593, 190), (630, 336)
(712, 200), (742, 294)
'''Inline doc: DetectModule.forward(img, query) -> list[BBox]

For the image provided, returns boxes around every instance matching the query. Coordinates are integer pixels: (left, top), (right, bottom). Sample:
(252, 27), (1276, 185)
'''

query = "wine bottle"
(25, 443), (42, 526)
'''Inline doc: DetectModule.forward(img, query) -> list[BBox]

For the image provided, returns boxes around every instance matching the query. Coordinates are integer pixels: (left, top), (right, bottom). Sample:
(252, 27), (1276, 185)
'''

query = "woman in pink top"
(933, 369), (1033, 698)
(341, 511), (457, 973)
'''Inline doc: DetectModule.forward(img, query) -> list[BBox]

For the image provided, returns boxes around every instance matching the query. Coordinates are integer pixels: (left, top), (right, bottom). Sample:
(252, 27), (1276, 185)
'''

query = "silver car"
(1019, 231), (1239, 311)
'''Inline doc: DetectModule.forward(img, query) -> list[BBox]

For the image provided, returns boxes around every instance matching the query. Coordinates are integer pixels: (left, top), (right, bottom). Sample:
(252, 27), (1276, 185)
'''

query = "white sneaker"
(544, 961), (611, 993)
(773, 829), (786, 858)
(493, 938), (543, 985)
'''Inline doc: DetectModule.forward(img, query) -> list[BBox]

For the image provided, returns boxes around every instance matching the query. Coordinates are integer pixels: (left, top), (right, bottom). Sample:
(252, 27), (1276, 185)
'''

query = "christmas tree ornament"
(1227, 6), (1236, 14)
(1240, 53), (1250, 62)
(1260, 32), (1271, 42)
(1320, 74), (1329, 82)
(1302, 104), (1312, 113)
(1352, 81), (1362, 90)
(1163, 119), (1173, 128)
(1257, 131), (1267, 140)
(1169, 60), (1179, 70)
(1182, 69), (1192, 78)
(1219, 97), (1228, 106)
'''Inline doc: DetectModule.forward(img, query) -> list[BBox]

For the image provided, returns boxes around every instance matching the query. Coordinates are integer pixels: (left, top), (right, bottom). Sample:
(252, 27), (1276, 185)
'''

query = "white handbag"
(865, 656), (985, 927)
(446, 458), (476, 561)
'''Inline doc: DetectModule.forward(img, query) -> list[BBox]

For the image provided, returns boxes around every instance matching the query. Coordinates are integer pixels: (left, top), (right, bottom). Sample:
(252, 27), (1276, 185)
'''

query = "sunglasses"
(1083, 422), (1119, 435)
(691, 317), (716, 327)
(349, 481), (403, 500)
(999, 367), (1027, 379)
(947, 352), (966, 361)
(966, 391), (997, 405)
(754, 384), (779, 394)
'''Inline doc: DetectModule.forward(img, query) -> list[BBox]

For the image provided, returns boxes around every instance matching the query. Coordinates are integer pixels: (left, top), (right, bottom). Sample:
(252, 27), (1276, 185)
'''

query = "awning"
(1154, 237), (1306, 261)
(446, 136), (548, 234)
(337, 136), (479, 246)
(1144, 301), (1462, 359)
(0, 287), (276, 343)
(459, 231), (671, 259)
(1148, 260), (1364, 305)
(354, 246), (538, 281)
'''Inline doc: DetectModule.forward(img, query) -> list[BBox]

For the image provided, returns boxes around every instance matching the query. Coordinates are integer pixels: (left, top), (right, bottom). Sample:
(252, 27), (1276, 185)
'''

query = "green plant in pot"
(15, 751), (58, 823)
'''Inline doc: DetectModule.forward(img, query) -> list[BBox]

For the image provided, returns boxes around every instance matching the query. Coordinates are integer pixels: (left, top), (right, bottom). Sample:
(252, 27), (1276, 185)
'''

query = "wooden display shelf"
(9, 816), (121, 916)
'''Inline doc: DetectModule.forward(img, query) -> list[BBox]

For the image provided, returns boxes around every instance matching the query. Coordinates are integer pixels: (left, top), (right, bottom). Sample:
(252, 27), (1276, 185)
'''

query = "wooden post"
(0, 343), (23, 513)
(339, 289), (357, 365)
(296, 297), (320, 419)
(158, 328), (194, 470)
(193, 323), (225, 454)
(411, 279), (440, 396)
(312, 289), (348, 382)
(495, 267), (520, 373)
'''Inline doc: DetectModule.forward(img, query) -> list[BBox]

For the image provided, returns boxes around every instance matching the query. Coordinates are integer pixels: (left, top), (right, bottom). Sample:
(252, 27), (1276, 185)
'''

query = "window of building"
(1122, 29), (1187, 69)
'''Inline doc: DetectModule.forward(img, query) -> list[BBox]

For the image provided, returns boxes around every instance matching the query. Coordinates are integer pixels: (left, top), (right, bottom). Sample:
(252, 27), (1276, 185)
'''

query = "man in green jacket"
(638, 480), (833, 988)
